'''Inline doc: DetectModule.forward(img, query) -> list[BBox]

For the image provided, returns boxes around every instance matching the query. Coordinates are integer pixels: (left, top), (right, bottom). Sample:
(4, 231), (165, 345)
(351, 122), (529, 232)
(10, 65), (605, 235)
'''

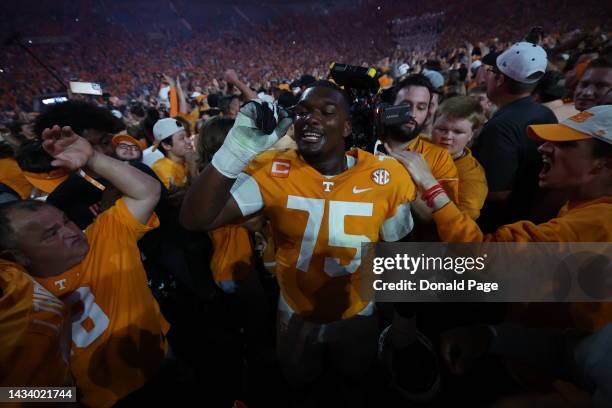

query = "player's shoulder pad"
(360, 149), (406, 172)
(248, 149), (299, 174)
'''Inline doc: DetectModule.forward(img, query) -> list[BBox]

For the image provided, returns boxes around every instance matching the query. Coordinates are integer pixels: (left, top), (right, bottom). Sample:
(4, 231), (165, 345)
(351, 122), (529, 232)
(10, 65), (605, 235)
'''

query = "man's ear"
(0, 249), (31, 268)
(343, 120), (352, 138)
(161, 140), (171, 151)
(496, 73), (506, 88)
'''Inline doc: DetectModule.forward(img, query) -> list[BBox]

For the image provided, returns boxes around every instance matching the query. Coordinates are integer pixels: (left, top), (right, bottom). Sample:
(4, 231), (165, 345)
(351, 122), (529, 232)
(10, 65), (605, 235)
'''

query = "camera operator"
(379, 74), (459, 222)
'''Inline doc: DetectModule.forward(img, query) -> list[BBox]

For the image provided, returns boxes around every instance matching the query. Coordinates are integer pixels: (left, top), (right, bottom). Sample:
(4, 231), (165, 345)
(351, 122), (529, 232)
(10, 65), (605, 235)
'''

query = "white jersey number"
(287, 195), (373, 277)
(64, 286), (110, 348)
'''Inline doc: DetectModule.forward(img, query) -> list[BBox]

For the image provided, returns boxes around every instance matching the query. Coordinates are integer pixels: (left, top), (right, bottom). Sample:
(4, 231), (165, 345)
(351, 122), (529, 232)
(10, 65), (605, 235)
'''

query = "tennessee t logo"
(54, 279), (67, 291)
(322, 181), (334, 192)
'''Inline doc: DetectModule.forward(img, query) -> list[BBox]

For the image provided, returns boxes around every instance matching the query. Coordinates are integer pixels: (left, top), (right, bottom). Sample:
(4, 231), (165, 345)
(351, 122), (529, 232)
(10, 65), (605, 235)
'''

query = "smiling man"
(574, 56), (612, 112)
(383, 74), (459, 205)
(181, 81), (417, 399)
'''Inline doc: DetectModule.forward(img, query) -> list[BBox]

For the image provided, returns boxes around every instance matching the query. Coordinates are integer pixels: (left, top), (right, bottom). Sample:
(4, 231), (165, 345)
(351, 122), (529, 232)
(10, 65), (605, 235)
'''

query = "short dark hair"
(503, 74), (538, 95)
(302, 80), (352, 112)
(393, 74), (435, 103)
(16, 139), (55, 173)
(7, 121), (28, 144)
(533, 71), (565, 102)
(34, 100), (124, 138)
(0, 200), (46, 253)
(158, 136), (173, 156)
(143, 108), (160, 144)
(197, 117), (235, 169)
(277, 91), (298, 109)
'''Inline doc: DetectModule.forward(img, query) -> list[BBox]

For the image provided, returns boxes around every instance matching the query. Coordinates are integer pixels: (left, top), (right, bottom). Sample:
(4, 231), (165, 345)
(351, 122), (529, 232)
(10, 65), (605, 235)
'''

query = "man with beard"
(112, 133), (145, 162)
(181, 81), (417, 405)
(381, 75), (459, 207)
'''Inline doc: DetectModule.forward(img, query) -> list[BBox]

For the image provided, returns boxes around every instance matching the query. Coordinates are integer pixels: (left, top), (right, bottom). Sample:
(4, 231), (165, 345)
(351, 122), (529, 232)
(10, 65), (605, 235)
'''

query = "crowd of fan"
(1, 0), (610, 114)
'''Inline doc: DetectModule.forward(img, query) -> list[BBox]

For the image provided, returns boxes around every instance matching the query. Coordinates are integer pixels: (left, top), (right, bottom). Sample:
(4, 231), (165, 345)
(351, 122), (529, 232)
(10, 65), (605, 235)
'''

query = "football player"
(181, 81), (417, 396)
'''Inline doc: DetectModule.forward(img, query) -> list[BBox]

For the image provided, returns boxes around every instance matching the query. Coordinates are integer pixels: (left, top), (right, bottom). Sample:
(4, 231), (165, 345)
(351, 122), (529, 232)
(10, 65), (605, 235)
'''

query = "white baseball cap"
(397, 63), (410, 76)
(528, 105), (612, 145)
(483, 42), (547, 84)
(423, 69), (445, 89)
(470, 60), (482, 73)
(153, 118), (185, 143)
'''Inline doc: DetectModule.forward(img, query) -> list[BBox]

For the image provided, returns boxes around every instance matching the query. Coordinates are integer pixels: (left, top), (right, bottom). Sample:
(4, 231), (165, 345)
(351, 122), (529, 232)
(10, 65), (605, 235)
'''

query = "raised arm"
(42, 125), (160, 224)
(224, 69), (257, 101)
(175, 75), (190, 115)
(180, 101), (292, 231)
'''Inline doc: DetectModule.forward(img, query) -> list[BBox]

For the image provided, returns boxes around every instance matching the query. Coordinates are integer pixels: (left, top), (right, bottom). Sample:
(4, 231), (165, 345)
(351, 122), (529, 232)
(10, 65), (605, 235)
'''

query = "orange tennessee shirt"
(0, 260), (72, 387)
(152, 157), (188, 189)
(231, 149), (417, 322)
(35, 199), (169, 408)
(433, 196), (612, 331)
(408, 136), (459, 203)
(0, 158), (33, 199)
(209, 225), (253, 292)
(454, 148), (487, 220)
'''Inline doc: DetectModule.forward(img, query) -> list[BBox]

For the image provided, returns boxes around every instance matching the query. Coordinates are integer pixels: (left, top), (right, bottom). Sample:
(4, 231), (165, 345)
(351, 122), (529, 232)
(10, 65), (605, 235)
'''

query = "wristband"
(425, 188), (445, 208)
(421, 183), (443, 202)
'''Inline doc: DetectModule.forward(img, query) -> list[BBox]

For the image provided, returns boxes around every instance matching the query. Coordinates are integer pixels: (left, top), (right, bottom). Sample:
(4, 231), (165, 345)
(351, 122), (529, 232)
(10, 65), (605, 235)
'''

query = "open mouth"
(301, 128), (324, 143)
(540, 155), (552, 178)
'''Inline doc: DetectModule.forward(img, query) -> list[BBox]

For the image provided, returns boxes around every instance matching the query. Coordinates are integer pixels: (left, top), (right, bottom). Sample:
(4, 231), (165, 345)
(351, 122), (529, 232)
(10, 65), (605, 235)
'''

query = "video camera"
(328, 63), (412, 152)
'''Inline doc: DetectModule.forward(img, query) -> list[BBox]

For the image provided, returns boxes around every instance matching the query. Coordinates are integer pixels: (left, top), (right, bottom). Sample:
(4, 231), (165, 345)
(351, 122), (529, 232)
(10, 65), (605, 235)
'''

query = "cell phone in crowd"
(69, 81), (103, 96)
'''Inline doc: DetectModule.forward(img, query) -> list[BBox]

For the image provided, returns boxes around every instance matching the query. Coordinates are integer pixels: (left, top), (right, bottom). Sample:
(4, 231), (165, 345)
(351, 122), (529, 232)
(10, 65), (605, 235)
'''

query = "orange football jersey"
(231, 148), (416, 322)
(0, 260), (72, 387)
(35, 199), (169, 408)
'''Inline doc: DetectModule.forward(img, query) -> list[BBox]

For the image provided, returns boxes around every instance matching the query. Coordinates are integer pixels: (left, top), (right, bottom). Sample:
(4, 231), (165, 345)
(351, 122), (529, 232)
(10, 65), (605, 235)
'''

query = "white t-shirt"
(142, 146), (164, 168)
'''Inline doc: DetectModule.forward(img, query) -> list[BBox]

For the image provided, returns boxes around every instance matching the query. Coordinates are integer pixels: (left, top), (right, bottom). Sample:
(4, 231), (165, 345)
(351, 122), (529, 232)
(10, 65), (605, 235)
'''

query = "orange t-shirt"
(433, 196), (612, 331)
(209, 225), (253, 292)
(231, 149), (417, 322)
(152, 157), (188, 189)
(408, 136), (459, 204)
(454, 148), (487, 220)
(35, 199), (169, 408)
(0, 158), (33, 199)
(0, 260), (72, 387)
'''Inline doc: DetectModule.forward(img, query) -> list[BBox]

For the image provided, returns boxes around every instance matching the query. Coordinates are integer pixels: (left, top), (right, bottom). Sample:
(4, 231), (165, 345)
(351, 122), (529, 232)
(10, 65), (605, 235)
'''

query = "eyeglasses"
(116, 143), (140, 151)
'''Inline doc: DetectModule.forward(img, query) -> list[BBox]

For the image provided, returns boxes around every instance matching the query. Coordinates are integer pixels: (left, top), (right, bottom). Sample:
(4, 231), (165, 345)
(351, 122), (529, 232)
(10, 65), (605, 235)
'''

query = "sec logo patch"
(371, 169), (390, 185)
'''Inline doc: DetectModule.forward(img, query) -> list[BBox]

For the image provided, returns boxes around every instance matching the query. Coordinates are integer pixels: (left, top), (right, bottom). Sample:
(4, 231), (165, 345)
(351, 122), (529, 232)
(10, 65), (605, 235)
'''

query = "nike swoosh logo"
(353, 187), (373, 194)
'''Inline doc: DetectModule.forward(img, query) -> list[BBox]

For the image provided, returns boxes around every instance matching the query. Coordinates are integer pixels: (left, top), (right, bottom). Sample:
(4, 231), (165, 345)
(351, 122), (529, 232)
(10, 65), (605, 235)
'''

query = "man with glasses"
(473, 42), (558, 230)
(112, 134), (146, 162)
